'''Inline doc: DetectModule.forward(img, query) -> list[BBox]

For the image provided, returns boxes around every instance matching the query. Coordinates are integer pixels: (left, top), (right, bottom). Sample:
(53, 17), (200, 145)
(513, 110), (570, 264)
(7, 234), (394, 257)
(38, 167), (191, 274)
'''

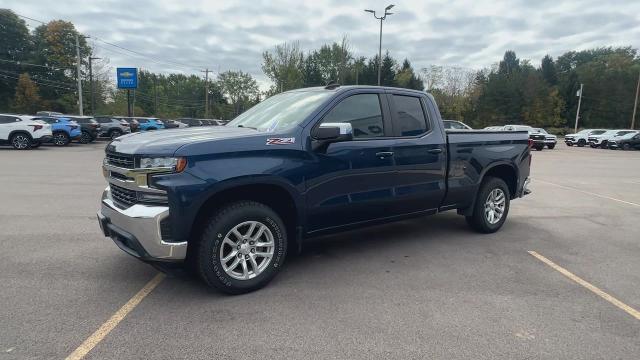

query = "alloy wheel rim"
(218, 221), (275, 280)
(484, 188), (506, 225)
(54, 134), (66, 145)
(13, 135), (29, 149)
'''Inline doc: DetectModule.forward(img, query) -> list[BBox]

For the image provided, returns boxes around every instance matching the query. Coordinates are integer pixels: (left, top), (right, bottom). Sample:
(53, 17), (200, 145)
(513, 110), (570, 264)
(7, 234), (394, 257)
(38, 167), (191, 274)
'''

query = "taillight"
(28, 124), (43, 131)
(528, 138), (533, 148)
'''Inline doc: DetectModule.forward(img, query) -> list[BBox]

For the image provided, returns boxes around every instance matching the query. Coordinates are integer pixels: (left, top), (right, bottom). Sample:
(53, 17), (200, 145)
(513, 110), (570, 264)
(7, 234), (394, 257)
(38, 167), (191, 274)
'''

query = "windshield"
(534, 128), (548, 134)
(616, 131), (636, 136)
(227, 91), (332, 132)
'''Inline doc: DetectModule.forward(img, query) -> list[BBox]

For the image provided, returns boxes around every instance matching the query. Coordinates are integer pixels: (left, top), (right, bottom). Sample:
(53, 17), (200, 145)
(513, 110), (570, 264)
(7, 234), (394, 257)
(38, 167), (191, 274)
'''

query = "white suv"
(0, 114), (53, 150)
(589, 130), (636, 149)
(564, 129), (606, 147)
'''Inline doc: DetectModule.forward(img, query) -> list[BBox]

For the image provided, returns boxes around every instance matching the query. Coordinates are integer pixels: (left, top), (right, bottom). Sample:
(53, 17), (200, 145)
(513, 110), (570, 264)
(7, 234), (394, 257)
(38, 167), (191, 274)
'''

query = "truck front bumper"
(97, 187), (187, 262)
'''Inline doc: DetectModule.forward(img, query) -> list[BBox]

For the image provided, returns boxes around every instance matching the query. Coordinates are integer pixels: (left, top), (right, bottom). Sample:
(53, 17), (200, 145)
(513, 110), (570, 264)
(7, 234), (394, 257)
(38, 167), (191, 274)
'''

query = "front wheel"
(196, 201), (287, 294)
(11, 133), (31, 150)
(534, 145), (544, 151)
(80, 131), (93, 144)
(547, 144), (556, 149)
(577, 139), (586, 147)
(52, 132), (70, 146)
(622, 143), (631, 151)
(466, 177), (510, 233)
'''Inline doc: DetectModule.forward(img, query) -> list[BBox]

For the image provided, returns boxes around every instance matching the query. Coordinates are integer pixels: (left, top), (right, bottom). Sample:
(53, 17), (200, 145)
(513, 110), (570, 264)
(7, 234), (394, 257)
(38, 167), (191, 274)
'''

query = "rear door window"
(392, 95), (429, 137)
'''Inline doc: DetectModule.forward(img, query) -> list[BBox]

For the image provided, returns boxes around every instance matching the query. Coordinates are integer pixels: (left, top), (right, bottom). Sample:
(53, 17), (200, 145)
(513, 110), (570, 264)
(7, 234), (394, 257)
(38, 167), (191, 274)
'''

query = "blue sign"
(116, 68), (138, 89)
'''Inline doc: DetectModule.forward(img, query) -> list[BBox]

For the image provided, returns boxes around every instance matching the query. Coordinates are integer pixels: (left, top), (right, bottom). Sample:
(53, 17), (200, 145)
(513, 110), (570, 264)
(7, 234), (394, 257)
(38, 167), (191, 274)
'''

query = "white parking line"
(537, 180), (640, 208)
(66, 273), (165, 360)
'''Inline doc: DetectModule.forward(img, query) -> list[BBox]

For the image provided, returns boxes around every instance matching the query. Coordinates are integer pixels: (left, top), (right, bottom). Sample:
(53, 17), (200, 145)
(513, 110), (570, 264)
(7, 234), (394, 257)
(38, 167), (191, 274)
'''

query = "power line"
(0, 68), (76, 87)
(7, 12), (208, 73)
(0, 73), (75, 91)
(0, 59), (73, 71)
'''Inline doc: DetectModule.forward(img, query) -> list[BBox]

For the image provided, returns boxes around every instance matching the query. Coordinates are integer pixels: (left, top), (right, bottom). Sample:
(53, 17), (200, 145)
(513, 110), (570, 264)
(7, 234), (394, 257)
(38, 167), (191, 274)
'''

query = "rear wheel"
(52, 132), (70, 146)
(110, 129), (123, 139)
(196, 201), (287, 294)
(466, 177), (510, 233)
(547, 144), (556, 149)
(11, 133), (31, 150)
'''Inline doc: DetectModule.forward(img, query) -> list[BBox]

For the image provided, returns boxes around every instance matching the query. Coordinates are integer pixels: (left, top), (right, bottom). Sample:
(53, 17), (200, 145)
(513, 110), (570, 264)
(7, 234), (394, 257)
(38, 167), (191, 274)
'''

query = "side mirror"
(312, 122), (353, 150)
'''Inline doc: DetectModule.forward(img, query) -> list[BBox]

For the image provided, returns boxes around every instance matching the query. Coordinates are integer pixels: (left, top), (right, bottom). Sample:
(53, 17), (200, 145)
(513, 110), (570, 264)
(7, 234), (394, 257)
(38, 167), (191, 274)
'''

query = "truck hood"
(108, 126), (260, 155)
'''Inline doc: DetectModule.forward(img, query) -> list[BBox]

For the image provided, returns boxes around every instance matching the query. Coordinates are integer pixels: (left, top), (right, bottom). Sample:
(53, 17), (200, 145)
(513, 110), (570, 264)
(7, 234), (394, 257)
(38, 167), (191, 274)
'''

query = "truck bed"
(441, 130), (530, 211)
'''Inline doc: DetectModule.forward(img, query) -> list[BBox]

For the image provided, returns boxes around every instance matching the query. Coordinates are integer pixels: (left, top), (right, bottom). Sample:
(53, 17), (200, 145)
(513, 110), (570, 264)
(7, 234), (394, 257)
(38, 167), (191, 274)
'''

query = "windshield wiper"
(237, 124), (258, 130)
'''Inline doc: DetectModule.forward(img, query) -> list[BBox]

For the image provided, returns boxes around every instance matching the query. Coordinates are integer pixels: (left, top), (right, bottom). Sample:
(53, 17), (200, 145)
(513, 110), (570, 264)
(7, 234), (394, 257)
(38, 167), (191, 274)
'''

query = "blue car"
(137, 118), (165, 131)
(32, 116), (82, 146)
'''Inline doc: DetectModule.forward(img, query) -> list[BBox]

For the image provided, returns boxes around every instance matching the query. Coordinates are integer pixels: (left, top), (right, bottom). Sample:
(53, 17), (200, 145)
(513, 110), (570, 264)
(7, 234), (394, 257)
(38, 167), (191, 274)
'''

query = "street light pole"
(75, 34), (84, 116)
(574, 83), (583, 133)
(365, 5), (394, 86)
(632, 71), (640, 130)
(88, 56), (101, 115)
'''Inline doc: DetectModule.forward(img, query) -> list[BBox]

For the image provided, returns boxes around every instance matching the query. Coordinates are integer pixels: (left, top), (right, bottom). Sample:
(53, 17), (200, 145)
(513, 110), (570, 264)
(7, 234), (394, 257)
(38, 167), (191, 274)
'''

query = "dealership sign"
(116, 68), (138, 89)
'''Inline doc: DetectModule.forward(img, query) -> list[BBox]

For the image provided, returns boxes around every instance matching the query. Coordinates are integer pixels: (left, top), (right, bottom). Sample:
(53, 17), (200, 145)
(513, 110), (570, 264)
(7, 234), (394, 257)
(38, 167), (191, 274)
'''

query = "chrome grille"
(110, 184), (137, 208)
(106, 153), (135, 169)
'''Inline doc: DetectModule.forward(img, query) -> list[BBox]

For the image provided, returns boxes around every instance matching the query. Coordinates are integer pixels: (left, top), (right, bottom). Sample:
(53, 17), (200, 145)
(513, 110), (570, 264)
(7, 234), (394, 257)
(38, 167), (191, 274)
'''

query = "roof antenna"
(324, 80), (340, 90)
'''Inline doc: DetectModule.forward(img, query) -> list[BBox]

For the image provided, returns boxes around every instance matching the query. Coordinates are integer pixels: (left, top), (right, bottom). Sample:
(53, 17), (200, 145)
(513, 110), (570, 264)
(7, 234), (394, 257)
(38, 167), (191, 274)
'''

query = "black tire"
(80, 131), (93, 144)
(109, 129), (123, 140)
(547, 144), (556, 149)
(196, 201), (287, 294)
(622, 143), (631, 151)
(600, 141), (608, 149)
(465, 177), (511, 233)
(52, 131), (70, 146)
(146, 127), (157, 131)
(534, 145), (544, 151)
(577, 139), (586, 147)
(10, 133), (32, 150)
(30, 141), (41, 148)
(566, 143), (573, 147)
(590, 144), (598, 148)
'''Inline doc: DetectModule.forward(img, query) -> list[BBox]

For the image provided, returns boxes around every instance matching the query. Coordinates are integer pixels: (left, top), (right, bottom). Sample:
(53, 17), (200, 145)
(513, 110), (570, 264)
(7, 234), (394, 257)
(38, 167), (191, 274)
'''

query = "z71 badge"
(266, 138), (295, 145)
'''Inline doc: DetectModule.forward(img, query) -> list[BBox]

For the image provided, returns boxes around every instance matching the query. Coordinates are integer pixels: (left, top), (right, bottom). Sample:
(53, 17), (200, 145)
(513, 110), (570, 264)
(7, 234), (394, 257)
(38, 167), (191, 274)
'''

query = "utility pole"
(88, 56), (101, 115)
(365, 5), (394, 86)
(574, 83), (583, 133)
(75, 34), (84, 116)
(632, 71), (640, 130)
(201, 69), (213, 118)
(153, 75), (158, 116)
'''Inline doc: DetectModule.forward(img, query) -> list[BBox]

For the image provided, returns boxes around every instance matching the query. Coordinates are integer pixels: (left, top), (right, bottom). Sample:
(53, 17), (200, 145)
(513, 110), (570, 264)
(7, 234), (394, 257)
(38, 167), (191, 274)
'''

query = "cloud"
(8, 0), (640, 89)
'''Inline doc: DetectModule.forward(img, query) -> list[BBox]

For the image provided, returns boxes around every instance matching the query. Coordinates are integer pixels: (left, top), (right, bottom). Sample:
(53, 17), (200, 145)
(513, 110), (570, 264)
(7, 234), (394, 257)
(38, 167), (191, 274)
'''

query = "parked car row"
(1, 112), (226, 150)
(564, 129), (640, 150)
(482, 125), (557, 151)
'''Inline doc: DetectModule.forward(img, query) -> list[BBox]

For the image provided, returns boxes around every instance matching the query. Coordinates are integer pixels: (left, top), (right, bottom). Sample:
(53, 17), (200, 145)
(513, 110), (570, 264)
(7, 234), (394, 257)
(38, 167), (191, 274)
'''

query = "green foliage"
(218, 70), (260, 116)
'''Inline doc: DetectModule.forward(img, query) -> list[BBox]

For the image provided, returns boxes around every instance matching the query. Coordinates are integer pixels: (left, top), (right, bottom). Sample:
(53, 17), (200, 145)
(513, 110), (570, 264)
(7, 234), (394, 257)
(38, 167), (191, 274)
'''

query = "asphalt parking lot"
(1, 141), (639, 359)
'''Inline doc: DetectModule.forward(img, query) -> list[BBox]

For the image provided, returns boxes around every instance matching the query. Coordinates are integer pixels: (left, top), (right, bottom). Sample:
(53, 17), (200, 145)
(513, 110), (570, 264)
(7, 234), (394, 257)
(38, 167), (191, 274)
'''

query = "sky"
(5, 0), (640, 89)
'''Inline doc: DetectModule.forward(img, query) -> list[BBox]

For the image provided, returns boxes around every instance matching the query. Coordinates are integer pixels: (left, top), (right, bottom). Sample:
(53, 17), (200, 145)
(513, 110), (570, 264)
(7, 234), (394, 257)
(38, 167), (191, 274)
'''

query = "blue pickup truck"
(98, 85), (531, 294)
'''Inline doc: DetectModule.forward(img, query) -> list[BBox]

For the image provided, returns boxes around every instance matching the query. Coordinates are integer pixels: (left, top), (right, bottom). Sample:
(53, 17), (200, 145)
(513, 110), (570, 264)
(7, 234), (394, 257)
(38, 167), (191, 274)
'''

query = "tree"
(13, 73), (41, 114)
(395, 59), (424, 90)
(540, 55), (558, 86)
(0, 9), (33, 110)
(498, 50), (520, 75)
(262, 42), (304, 93)
(218, 71), (260, 116)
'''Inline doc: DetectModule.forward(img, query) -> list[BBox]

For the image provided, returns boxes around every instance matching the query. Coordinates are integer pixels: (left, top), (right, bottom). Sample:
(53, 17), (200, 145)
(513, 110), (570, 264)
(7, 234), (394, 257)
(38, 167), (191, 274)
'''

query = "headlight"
(139, 157), (187, 172)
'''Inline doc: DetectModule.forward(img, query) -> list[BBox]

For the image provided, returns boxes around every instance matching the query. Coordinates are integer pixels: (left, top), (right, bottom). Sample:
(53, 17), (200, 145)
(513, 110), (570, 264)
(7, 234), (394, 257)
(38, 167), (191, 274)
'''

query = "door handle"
(375, 151), (394, 159)
(427, 148), (443, 154)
